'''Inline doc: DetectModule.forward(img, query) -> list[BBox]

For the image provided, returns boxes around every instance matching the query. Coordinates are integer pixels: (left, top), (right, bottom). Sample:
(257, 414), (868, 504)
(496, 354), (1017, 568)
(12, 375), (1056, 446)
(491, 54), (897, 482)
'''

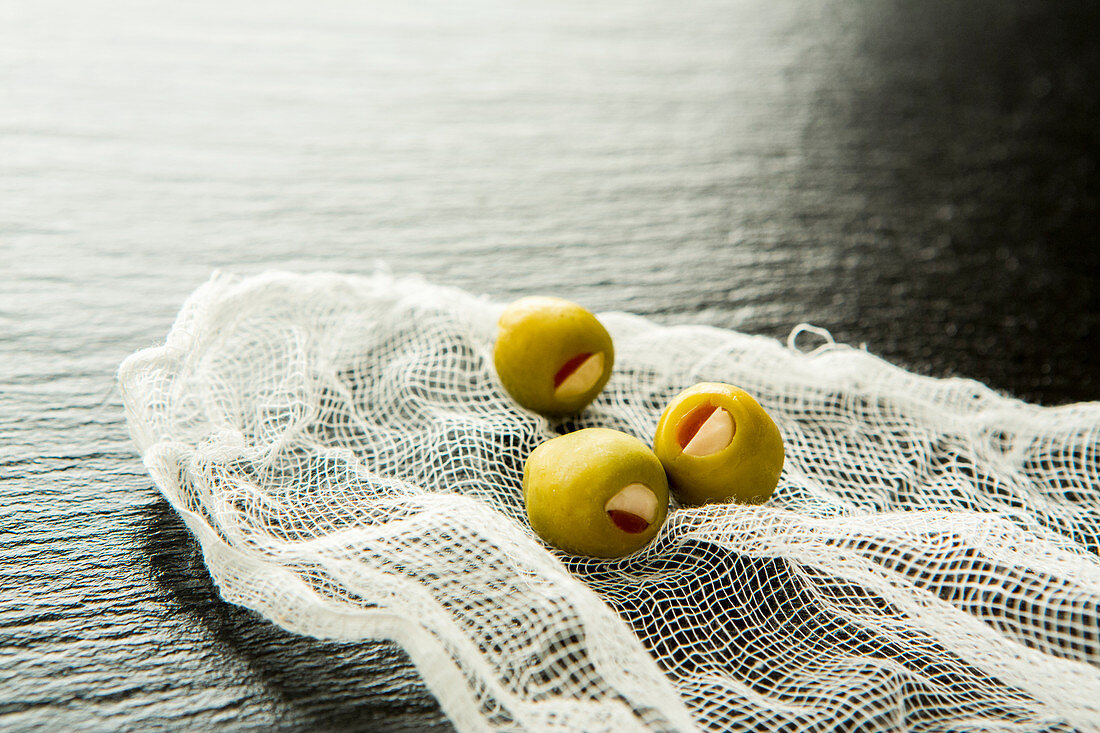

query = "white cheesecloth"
(119, 271), (1100, 732)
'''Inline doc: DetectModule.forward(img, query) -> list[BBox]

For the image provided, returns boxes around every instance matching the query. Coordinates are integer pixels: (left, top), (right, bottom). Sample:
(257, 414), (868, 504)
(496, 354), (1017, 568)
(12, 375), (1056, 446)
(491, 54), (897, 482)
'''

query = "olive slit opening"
(677, 404), (735, 456)
(604, 482), (657, 535)
(607, 510), (649, 534)
(553, 351), (605, 399)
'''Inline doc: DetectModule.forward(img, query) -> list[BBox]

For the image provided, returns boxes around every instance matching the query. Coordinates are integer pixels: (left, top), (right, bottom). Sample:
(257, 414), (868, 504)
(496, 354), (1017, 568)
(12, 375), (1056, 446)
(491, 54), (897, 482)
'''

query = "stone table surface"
(2, 0), (1097, 730)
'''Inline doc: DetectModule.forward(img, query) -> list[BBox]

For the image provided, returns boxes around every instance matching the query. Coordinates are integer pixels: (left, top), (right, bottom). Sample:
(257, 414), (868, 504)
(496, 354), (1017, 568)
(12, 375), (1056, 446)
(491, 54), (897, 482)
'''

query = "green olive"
(523, 428), (669, 558)
(653, 382), (784, 506)
(493, 296), (614, 416)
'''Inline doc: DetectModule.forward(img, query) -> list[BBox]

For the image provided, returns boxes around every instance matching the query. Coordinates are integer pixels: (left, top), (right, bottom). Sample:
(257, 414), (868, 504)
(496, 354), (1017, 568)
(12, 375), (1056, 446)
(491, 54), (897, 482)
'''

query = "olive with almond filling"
(653, 382), (784, 506)
(493, 296), (614, 416)
(523, 428), (668, 558)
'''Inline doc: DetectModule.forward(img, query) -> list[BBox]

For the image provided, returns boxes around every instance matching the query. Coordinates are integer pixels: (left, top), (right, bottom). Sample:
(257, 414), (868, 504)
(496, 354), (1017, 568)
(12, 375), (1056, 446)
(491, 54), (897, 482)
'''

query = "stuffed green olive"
(493, 296), (613, 416)
(523, 428), (668, 558)
(653, 382), (783, 506)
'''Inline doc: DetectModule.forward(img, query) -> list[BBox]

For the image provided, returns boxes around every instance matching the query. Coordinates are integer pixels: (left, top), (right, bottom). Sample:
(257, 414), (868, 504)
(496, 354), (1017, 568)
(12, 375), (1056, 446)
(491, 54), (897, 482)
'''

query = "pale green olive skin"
(653, 382), (784, 506)
(493, 297), (614, 416)
(523, 428), (669, 558)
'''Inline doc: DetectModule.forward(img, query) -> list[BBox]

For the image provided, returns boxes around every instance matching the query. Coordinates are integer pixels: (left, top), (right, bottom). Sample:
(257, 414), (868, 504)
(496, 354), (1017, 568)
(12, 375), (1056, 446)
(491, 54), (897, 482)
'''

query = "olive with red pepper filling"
(493, 296), (614, 416)
(523, 428), (668, 558)
(653, 382), (784, 506)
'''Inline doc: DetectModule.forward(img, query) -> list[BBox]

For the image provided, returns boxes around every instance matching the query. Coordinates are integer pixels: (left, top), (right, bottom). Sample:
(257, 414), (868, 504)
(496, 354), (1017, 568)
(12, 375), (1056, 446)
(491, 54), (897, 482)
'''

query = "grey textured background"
(2, 0), (1097, 729)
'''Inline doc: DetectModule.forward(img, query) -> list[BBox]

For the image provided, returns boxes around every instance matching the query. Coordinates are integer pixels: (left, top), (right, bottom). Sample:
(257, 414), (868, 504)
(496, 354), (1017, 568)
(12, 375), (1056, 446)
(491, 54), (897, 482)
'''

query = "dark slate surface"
(2, 0), (1097, 730)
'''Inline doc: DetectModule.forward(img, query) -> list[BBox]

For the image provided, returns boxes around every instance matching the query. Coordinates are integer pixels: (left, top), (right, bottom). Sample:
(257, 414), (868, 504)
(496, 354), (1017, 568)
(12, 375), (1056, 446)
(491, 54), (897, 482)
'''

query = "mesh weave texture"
(119, 271), (1100, 732)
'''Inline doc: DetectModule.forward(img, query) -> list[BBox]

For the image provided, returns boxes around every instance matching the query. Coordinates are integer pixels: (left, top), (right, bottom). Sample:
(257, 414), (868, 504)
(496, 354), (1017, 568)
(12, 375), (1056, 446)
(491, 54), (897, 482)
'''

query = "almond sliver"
(682, 407), (734, 456)
(553, 352), (604, 399)
(604, 482), (657, 525)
